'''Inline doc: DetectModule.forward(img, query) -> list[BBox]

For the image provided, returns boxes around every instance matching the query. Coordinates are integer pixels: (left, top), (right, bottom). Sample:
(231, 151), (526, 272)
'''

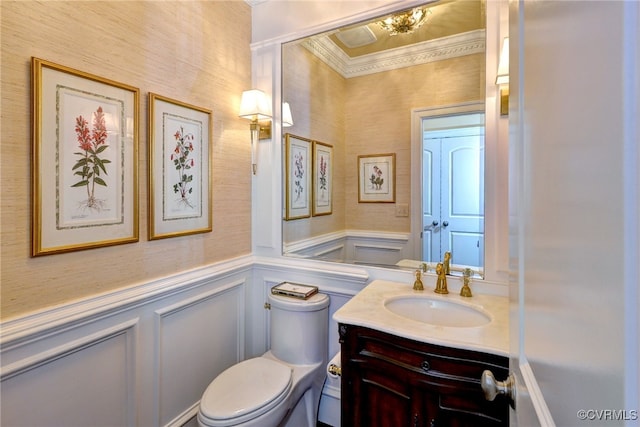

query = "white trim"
(164, 401), (200, 427)
(253, 255), (369, 285)
(283, 230), (347, 254)
(410, 101), (486, 274)
(1, 318), (138, 380)
(622, 0), (640, 414)
(519, 359), (556, 427)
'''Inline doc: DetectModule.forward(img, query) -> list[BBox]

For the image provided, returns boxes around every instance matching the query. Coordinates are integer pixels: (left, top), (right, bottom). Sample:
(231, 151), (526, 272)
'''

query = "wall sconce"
(282, 102), (294, 127)
(496, 37), (509, 116)
(239, 89), (272, 174)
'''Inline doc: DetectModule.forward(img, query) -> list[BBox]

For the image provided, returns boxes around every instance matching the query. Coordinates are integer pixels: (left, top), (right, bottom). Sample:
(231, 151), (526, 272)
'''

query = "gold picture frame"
(31, 57), (139, 256)
(284, 133), (312, 220)
(148, 93), (212, 239)
(312, 140), (333, 216)
(358, 153), (396, 203)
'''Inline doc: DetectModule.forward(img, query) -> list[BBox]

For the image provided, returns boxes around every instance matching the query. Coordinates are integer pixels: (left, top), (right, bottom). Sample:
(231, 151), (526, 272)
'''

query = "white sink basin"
(384, 296), (491, 327)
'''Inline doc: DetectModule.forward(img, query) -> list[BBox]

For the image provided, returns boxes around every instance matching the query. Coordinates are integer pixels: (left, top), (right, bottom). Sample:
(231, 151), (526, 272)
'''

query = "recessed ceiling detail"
(302, 29), (485, 79)
(335, 26), (377, 49)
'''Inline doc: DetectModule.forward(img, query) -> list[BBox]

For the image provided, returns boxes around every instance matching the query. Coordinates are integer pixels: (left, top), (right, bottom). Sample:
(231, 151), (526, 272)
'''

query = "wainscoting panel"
(283, 230), (412, 267)
(156, 281), (245, 426)
(1, 319), (138, 427)
(1, 256), (382, 427)
(351, 243), (405, 266)
(0, 256), (253, 427)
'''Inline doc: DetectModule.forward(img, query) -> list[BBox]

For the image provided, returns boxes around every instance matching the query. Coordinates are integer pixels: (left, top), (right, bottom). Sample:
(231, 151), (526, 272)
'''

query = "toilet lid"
(199, 358), (292, 426)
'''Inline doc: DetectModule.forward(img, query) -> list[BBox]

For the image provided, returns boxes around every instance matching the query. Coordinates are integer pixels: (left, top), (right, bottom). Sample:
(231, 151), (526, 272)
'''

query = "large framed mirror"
(281, 0), (487, 277)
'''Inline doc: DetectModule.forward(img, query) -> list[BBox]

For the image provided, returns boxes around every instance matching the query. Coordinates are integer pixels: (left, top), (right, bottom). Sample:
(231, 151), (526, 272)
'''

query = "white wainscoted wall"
(0, 256), (372, 427)
(283, 230), (412, 267)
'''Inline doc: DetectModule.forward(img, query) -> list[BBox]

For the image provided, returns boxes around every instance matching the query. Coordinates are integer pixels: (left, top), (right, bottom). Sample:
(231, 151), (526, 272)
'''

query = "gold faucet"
(443, 251), (451, 275)
(434, 262), (448, 294)
(460, 268), (473, 297)
(413, 269), (424, 291)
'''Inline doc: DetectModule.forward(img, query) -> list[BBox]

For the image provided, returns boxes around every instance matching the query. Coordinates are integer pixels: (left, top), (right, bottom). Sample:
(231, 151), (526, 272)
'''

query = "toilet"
(197, 291), (330, 427)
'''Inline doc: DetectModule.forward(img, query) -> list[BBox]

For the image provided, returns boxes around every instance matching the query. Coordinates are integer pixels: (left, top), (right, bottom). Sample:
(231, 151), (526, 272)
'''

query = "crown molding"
(302, 29), (486, 78)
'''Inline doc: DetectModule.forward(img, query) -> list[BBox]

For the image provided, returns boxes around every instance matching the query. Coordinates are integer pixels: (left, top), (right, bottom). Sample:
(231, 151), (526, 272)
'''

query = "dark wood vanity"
(339, 324), (510, 427)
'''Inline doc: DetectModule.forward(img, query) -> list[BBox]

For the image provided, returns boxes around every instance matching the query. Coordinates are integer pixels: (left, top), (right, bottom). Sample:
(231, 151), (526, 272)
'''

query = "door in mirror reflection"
(422, 113), (484, 268)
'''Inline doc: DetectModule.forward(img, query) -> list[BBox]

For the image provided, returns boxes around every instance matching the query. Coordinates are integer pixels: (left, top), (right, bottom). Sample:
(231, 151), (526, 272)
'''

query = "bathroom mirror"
(282, 0), (487, 277)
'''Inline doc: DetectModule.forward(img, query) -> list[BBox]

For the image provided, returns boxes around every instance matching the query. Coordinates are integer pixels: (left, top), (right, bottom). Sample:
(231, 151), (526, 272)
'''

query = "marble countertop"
(333, 279), (509, 357)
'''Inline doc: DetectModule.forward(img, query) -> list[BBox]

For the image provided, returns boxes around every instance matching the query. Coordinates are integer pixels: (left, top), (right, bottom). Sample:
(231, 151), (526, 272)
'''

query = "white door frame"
(410, 102), (485, 268)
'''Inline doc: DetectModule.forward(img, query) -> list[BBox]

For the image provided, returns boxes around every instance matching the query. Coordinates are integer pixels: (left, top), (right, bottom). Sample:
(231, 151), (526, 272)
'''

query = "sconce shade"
(282, 102), (294, 127)
(239, 89), (272, 121)
(495, 37), (509, 85)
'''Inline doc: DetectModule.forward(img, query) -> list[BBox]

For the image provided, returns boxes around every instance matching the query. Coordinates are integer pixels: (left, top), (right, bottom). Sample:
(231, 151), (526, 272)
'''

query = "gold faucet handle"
(460, 268), (473, 297)
(413, 269), (424, 291)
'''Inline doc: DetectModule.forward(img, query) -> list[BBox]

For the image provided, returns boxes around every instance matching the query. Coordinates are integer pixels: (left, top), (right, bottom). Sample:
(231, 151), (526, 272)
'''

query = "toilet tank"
(268, 292), (329, 365)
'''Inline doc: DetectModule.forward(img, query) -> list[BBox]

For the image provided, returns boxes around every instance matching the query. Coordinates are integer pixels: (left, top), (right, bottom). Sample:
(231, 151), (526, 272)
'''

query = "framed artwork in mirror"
(285, 134), (312, 220)
(31, 57), (139, 256)
(148, 93), (212, 240)
(312, 141), (332, 216)
(358, 153), (396, 203)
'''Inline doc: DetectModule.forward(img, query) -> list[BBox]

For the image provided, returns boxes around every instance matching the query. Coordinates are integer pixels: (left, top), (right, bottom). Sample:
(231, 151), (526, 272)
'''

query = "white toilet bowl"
(197, 291), (329, 427)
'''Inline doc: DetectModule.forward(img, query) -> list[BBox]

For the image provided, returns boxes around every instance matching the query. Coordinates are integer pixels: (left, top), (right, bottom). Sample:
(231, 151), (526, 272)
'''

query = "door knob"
(442, 221), (449, 227)
(480, 370), (515, 408)
(424, 221), (439, 231)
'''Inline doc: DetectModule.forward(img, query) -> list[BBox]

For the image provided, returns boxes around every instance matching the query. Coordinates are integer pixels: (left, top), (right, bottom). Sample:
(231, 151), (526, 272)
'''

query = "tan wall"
(1, 1), (252, 319)
(282, 44), (346, 243)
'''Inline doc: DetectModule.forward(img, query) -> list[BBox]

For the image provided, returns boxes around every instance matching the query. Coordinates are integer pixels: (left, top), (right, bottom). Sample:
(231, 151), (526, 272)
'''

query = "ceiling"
(297, 0), (486, 79)
(328, 0), (485, 58)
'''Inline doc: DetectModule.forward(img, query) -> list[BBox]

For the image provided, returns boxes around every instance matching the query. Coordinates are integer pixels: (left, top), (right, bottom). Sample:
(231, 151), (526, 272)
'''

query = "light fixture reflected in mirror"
(282, 102), (294, 127)
(496, 37), (509, 116)
(239, 89), (272, 174)
(378, 7), (432, 36)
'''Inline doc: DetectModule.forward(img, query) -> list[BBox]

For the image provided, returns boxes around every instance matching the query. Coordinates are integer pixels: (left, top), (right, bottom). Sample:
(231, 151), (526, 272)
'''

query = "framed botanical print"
(148, 93), (212, 239)
(284, 133), (312, 220)
(358, 153), (396, 203)
(312, 141), (332, 216)
(31, 57), (139, 256)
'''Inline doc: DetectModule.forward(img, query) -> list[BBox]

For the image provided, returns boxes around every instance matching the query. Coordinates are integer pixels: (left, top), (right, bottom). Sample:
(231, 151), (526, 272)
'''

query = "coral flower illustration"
(170, 126), (195, 208)
(369, 165), (384, 190)
(71, 106), (111, 211)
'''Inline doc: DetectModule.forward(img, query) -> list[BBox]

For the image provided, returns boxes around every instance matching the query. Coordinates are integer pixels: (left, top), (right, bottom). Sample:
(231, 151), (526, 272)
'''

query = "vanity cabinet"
(339, 324), (509, 427)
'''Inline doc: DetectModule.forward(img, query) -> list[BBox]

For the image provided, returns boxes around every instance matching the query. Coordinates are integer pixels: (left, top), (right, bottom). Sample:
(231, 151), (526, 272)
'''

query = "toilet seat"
(199, 358), (293, 426)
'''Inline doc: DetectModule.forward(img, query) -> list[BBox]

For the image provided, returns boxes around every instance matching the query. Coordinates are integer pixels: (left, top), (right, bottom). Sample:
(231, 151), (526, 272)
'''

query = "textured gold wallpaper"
(1, 1), (252, 319)
(282, 44), (347, 244)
